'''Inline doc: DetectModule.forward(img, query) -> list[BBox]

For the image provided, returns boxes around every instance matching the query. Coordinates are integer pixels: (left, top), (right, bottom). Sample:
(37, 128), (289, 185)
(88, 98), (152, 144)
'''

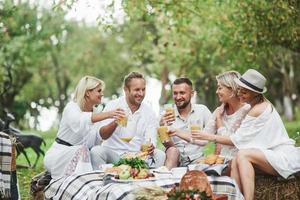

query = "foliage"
(1, 0), (300, 126)
(16, 129), (56, 199)
(0, 0), (137, 126)
(114, 157), (149, 169)
(120, 0), (300, 116)
(167, 188), (213, 200)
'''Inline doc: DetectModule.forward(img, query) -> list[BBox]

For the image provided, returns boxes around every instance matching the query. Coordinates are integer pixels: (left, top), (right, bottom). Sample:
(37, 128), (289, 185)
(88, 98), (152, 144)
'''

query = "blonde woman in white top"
(44, 76), (125, 179)
(204, 71), (250, 159)
(192, 69), (300, 200)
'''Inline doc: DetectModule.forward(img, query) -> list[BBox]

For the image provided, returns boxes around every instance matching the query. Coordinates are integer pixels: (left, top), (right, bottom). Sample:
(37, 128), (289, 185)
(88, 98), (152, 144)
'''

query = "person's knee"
(236, 149), (257, 166)
(153, 149), (166, 167)
(90, 145), (102, 158)
(166, 146), (180, 157)
(90, 146), (106, 168)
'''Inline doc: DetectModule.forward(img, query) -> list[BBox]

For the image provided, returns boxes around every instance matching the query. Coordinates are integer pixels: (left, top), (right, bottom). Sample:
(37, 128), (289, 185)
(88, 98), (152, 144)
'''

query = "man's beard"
(130, 96), (144, 106)
(175, 100), (190, 109)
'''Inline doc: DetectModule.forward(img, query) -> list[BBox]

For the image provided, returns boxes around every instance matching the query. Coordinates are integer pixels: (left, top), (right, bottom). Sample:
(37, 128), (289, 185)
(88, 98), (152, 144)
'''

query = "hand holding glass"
(190, 124), (201, 132)
(141, 138), (152, 154)
(163, 104), (175, 125)
(115, 108), (128, 127)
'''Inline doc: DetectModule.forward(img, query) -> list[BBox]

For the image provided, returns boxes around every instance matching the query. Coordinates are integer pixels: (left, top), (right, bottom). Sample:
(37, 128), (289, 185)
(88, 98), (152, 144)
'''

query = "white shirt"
(56, 101), (101, 148)
(231, 104), (295, 149)
(171, 104), (212, 161)
(99, 96), (158, 155)
(44, 101), (100, 179)
(204, 104), (251, 158)
(230, 104), (300, 178)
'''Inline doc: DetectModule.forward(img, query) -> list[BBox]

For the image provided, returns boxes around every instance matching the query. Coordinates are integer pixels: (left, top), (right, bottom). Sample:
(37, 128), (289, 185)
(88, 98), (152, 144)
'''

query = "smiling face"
(172, 83), (194, 109)
(85, 85), (103, 106)
(237, 87), (257, 103)
(124, 78), (146, 107)
(216, 82), (234, 104)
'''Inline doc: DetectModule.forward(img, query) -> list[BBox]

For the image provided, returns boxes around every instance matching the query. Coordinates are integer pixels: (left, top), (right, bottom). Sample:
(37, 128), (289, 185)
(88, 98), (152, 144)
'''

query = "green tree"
(220, 0), (300, 120)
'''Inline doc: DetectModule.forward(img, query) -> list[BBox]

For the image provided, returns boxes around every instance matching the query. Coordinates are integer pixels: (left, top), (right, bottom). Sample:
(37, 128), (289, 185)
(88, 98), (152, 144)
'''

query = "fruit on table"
(119, 170), (131, 180)
(136, 168), (149, 179)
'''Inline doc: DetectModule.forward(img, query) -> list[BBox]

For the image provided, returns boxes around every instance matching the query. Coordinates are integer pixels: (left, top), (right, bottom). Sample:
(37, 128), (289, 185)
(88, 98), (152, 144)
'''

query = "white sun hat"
(234, 69), (267, 94)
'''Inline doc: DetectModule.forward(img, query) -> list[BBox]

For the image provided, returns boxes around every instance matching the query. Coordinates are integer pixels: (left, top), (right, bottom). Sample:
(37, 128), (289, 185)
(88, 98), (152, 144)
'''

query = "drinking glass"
(157, 126), (171, 143)
(141, 138), (152, 153)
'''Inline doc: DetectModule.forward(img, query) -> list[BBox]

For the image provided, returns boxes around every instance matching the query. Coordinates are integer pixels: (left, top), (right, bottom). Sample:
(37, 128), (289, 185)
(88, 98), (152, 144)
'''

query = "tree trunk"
(159, 66), (170, 105)
(283, 95), (293, 121)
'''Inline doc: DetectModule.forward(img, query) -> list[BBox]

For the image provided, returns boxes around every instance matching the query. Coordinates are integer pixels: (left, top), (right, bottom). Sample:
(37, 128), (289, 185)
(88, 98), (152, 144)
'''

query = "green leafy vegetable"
(113, 157), (149, 169)
(167, 188), (213, 200)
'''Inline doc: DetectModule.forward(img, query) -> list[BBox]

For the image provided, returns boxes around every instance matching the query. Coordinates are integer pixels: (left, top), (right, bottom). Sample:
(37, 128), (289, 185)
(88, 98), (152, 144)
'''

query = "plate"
(188, 164), (210, 171)
(111, 176), (157, 183)
(151, 167), (172, 174)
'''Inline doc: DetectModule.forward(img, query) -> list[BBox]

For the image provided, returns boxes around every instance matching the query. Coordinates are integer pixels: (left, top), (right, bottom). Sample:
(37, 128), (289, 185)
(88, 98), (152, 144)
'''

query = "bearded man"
(91, 72), (165, 169)
(160, 78), (211, 169)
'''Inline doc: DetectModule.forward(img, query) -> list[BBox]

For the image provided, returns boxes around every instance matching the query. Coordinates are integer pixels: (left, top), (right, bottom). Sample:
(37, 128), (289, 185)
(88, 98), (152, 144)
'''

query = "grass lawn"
(16, 121), (300, 199)
(16, 129), (56, 199)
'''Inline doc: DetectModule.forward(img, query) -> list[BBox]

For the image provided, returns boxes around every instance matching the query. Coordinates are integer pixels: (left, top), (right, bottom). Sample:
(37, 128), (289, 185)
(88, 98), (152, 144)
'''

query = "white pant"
(90, 145), (166, 169)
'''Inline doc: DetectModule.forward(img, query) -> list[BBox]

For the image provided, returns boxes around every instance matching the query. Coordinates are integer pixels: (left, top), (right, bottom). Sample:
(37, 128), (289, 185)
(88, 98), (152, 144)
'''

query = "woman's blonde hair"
(73, 75), (104, 110)
(216, 71), (241, 96)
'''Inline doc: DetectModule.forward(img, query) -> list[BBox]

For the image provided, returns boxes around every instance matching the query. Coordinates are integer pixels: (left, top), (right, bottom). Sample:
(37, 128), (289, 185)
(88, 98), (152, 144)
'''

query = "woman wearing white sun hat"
(192, 69), (300, 200)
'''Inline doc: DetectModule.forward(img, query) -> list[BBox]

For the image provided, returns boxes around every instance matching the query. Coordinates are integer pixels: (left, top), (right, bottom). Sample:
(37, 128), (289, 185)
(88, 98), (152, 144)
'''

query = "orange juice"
(120, 136), (133, 143)
(190, 124), (201, 132)
(141, 143), (152, 152)
(157, 126), (170, 143)
(165, 107), (175, 116)
(117, 116), (128, 127)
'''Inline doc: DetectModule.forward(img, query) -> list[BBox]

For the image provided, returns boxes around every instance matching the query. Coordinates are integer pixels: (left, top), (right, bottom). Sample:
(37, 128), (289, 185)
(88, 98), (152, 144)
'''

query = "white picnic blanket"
(44, 171), (244, 200)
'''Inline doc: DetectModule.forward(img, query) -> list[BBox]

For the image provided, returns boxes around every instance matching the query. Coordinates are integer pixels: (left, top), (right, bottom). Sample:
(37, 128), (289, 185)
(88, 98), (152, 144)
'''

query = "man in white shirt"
(91, 72), (165, 169)
(160, 78), (211, 169)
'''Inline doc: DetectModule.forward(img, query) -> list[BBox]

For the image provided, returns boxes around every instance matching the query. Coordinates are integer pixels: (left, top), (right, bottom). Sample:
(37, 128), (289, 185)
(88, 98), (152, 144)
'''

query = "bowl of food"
(107, 157), (155, 181)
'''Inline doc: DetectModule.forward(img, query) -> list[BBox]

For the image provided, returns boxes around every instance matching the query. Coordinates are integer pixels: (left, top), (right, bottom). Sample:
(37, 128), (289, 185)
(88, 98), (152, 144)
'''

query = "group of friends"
(44, 69), (300, 200)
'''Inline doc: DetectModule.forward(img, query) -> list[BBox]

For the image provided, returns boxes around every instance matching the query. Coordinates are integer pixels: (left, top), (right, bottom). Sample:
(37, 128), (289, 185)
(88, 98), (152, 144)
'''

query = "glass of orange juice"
(141, 138), (152, 153)
(116, 115), (128, 127)
(190, 124), (201, 132)
(157, 126), (171, 143)
(164, 104), (175, 116)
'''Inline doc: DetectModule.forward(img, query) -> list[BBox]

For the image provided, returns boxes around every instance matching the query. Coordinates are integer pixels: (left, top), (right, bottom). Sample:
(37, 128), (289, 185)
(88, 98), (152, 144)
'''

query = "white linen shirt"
(99, 96), (158, 155)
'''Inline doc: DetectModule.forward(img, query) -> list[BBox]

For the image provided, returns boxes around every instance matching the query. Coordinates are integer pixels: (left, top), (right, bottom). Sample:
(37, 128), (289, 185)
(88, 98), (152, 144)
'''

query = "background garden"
(1, 0), (300, 199)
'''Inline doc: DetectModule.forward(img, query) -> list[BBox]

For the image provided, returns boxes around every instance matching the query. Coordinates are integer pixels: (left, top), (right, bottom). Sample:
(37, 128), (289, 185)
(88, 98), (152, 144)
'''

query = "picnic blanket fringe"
(0, 132), (12, 198)
(0, 189), (11, 199)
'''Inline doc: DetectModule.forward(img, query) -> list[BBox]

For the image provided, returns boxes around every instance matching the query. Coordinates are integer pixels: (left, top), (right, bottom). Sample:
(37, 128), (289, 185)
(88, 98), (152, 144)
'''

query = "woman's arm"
(192, 130), (234, 146)
(91, 108), (125, 123)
